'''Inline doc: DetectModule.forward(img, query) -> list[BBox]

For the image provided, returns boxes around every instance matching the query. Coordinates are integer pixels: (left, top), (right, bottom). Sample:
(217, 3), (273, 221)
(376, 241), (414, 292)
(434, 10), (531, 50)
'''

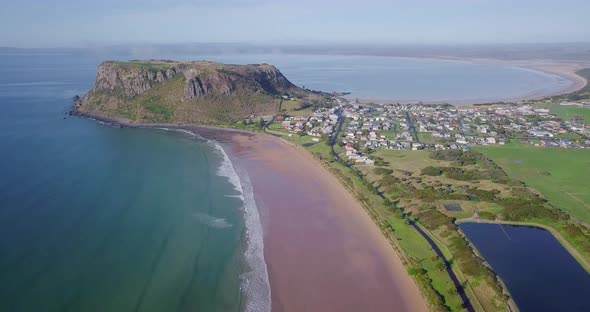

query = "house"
(344, 144), (357, 152)
(529, 130), (553, 138)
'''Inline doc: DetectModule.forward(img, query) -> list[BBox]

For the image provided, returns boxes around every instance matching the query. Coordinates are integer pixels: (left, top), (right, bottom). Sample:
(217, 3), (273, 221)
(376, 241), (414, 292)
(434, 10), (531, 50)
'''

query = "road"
(329, 109), (474, 312)
(405, 111), (421, 144)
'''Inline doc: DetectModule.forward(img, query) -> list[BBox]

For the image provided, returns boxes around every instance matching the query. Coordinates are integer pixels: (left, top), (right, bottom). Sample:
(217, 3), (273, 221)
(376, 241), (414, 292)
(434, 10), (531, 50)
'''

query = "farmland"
(476, 142), (590, 224)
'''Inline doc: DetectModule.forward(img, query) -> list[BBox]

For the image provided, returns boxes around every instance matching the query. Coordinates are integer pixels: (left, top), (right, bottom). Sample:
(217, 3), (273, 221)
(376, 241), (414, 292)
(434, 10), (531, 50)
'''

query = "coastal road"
(329, 110), (474, 312)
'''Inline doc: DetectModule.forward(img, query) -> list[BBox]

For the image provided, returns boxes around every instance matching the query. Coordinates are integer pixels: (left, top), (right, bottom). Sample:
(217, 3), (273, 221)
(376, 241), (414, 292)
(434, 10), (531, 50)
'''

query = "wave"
(212, 143), (271, 312)
(192, 212), (233, 229)
(154, 127), (197, 137)
(153, 126), (271, 311)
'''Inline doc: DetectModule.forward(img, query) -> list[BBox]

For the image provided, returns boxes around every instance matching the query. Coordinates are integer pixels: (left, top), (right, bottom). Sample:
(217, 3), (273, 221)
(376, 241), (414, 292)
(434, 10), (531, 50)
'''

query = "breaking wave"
(192, 212), (233, 229)
(154, 126), (271, 312)
(212, 143), (271, 312)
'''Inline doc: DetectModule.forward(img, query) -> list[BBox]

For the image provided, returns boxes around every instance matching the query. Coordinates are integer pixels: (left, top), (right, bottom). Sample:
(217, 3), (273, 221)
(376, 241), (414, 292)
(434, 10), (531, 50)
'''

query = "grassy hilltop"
(74, 60), (323, 125)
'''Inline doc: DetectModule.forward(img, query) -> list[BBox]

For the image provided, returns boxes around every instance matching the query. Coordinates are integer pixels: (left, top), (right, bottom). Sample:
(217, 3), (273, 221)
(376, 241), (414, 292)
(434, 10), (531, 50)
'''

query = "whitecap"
(212, 143), (271, 312)
(193, 212), (233, 229)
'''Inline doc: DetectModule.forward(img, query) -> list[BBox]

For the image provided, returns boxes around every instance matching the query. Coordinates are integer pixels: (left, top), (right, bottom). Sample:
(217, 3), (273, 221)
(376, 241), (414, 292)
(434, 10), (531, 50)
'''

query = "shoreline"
(73, 113), (428, 310)
(224, 132), (428, 311)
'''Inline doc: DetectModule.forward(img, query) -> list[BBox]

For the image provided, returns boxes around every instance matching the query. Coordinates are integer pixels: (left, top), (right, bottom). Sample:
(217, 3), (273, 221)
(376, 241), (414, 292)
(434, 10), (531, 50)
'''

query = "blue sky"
(1, 0), (589, 47)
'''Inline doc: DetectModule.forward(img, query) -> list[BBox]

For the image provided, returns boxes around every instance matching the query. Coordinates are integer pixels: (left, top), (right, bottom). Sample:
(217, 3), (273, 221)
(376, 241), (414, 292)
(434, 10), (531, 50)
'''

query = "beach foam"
(153, 127), (271, 311)
(212, 143), (271, 312)
(192, 212), (233, 229)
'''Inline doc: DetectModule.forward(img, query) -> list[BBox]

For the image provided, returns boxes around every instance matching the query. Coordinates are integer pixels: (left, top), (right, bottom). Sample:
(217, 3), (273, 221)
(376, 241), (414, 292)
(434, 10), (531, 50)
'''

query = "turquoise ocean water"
(0, 53), (266, 311)
(0, 50), (574, 311)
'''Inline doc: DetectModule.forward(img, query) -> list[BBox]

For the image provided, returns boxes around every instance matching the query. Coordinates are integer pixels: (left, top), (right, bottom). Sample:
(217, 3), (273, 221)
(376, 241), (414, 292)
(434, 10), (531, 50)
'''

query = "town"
(267, 98), (590, 164)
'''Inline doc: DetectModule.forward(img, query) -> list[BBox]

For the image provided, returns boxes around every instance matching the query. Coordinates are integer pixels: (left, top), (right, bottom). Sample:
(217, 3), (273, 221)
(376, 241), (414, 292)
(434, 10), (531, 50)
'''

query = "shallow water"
(460, 223), (590, 312)
(0, 53), (247, 311)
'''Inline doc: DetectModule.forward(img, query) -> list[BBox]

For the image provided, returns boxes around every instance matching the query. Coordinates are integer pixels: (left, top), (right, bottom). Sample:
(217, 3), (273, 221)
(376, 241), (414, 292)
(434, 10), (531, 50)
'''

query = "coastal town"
(269, 98), (590, 164)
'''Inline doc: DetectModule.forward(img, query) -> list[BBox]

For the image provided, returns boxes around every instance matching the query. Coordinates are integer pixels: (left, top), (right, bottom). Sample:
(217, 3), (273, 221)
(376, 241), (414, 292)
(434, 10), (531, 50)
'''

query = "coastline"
(73, 113), (428, 311)
(347, 57), (589, 106)
(224, 132), (427, 311)
(69, 54), (590, 310)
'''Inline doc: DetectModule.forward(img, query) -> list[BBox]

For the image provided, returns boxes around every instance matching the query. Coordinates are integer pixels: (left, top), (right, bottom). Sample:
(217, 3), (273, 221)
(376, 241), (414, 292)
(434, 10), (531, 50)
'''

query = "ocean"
(0, 52), (269, 311)
(0, 50), (575, 311)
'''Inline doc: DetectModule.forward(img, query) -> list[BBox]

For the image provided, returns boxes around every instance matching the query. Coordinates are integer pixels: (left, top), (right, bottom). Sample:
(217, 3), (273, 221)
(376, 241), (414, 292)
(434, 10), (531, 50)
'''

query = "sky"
(1, 0), (589, 48)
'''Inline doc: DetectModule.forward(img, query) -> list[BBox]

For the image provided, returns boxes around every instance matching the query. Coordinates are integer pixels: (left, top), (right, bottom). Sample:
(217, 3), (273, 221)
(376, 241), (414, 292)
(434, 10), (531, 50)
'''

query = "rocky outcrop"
(85, 60), (303, 101)
(74, 60), (313, 123)
(91, 61), (178, 97)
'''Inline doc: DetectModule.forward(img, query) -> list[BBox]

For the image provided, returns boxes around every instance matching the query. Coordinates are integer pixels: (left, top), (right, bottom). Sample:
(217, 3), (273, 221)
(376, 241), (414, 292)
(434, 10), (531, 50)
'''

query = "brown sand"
(223, 133), (427, 312)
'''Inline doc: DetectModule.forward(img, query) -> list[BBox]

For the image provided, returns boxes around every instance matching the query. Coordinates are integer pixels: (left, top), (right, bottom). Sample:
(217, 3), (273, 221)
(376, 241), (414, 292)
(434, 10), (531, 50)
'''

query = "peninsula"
(73, 60), (430, 311)
(72, 60), (319, 124)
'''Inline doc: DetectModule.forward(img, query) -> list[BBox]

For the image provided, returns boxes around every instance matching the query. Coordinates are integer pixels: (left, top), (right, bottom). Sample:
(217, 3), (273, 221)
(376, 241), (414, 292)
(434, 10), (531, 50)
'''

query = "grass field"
(550, 105), (590, 124)
(280, 99), (314, 117)
(358, 149), (508, 311)
(418, 132), (436, 144)
(476, 143), (590, 224)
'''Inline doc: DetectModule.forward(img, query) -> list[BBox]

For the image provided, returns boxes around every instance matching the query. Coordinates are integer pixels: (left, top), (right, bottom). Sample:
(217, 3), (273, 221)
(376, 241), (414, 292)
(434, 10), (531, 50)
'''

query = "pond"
(459, 223), (590, 312)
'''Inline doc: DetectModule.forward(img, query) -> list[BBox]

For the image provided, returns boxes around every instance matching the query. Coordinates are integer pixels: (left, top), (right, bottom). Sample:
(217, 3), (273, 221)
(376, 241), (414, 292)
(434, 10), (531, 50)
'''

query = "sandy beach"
(213, 132), (428, 312)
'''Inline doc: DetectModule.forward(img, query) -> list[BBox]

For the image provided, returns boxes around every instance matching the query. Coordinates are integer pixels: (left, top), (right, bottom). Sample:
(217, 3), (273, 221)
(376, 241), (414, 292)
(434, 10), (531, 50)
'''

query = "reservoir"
(459, 223), (590, 312)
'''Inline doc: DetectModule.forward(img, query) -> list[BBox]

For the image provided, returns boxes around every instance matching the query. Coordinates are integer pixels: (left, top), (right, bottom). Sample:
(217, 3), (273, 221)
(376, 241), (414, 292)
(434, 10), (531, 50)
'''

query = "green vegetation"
(358, 149), (546, 311)
(113, 60), (175, 72)
(550, 68), (590, 102)
(78, 60), (333, 126)
(301, 141), (466, 311)
(549, 105), (590, 124)
(142, 96), (173, 122)
(476, 143), (590, 224)
(418, 132), (436, 144)
(280, 99), (315, 117)
(81, 77), (281, 124)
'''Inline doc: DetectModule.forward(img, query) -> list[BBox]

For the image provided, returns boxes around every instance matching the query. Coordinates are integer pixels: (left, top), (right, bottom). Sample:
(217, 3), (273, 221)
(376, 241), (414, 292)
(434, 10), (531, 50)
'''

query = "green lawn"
(476, 143), (590, 224)
(379, 129), (397, 139)
(280, 99), (314, 117)
(418, 132), (436, 144)
(548, 104), (590, 124)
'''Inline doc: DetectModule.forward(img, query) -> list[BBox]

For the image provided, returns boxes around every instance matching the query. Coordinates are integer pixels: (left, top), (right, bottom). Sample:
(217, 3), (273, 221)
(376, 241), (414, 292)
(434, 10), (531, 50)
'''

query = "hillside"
(73, 60), (314, 124)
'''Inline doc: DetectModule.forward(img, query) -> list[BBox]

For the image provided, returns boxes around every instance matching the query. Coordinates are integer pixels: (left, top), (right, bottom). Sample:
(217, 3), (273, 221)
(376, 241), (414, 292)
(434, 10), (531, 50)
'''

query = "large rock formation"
(86, 60), (303, 99)
(92, 61), (178, 97)
(74, 60), (312, 123)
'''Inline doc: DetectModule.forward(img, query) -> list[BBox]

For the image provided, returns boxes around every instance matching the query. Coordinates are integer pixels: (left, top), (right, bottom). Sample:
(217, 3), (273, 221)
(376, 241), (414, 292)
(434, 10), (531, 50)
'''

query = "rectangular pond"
(459, 223), (590, 312)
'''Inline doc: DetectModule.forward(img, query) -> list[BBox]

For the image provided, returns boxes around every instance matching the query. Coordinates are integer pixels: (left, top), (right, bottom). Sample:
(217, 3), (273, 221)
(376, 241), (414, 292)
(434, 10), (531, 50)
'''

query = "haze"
(2, 0), (590, 48)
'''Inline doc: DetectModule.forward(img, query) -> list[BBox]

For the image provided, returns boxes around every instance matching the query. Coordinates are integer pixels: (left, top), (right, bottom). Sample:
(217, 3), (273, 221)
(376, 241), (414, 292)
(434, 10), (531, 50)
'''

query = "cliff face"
(92, 62), (178, 97)
(86, 61), (301, 100)
(75, 60), (310, 123)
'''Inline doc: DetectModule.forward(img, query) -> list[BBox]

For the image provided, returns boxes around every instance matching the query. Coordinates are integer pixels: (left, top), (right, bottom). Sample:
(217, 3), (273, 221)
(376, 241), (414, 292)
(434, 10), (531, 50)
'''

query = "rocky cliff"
(74, 60), (310, 124)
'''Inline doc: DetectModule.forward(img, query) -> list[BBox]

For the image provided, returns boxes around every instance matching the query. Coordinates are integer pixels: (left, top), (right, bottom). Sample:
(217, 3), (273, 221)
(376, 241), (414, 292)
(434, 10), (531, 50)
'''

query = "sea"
(0, 50), (576, 311)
